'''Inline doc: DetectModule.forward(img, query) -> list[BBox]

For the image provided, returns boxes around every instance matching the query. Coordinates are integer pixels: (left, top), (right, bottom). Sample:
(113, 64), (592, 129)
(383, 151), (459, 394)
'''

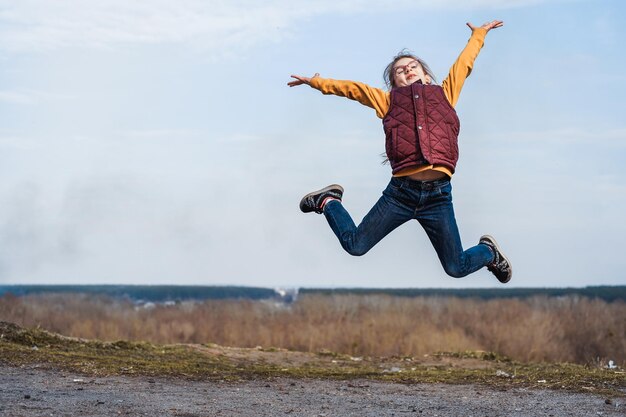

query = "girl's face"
(392, 57), (431, 88)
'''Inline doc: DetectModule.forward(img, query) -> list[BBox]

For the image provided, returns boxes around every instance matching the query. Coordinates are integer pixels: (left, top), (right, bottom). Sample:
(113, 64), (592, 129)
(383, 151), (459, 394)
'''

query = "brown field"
(0, 293), (624, 365)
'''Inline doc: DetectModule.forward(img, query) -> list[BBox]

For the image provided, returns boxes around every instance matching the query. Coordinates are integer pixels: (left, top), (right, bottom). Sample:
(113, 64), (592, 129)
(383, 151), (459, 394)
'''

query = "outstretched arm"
(441, 19), (504, 107)
(287, 73), (390, 119)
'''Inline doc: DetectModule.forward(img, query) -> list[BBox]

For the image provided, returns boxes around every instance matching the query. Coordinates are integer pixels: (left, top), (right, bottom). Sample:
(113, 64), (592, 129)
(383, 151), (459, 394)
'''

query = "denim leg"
(417, 183), (493, 278)
(323, 187), (412, 256)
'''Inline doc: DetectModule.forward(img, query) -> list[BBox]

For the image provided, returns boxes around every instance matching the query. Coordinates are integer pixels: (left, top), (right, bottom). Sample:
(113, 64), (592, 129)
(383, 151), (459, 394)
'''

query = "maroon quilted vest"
(382, 81), (460, 174)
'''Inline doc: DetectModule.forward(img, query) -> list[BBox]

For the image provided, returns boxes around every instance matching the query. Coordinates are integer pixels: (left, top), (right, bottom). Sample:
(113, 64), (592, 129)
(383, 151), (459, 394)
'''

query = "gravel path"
(1, 365), (623, 417)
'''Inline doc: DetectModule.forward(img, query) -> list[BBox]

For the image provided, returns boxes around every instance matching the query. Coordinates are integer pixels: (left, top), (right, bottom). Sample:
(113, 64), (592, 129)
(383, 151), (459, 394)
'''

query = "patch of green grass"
(432, 350), (509, 362)
(384, 361), (625, 394)
(0, 321), (236, 379)
(1, 321), (624, 396)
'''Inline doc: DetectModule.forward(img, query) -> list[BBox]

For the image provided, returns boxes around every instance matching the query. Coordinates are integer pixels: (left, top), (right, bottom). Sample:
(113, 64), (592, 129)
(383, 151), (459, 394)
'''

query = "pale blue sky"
(0, 0), (624, 288)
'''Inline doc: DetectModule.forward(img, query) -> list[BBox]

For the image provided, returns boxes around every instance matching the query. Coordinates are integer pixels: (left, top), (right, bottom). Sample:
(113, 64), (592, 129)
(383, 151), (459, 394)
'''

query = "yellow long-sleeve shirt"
(309, 28), (487, 178)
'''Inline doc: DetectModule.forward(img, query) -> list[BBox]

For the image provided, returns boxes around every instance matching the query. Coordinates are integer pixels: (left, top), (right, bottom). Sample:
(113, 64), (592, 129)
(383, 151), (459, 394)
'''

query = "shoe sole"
(481, 234), (512, 283)
(299, 184), (344, 213)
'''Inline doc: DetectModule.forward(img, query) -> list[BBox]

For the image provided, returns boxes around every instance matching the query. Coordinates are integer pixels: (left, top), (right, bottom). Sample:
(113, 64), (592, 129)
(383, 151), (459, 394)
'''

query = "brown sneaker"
(480, 235), (512, 283)
(299, 184), (344, 214)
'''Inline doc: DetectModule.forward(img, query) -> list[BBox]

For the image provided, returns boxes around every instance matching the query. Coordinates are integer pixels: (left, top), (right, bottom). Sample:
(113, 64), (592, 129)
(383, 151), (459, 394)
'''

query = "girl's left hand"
(466, 20), (503, 33)
(288, 73), (319, 87)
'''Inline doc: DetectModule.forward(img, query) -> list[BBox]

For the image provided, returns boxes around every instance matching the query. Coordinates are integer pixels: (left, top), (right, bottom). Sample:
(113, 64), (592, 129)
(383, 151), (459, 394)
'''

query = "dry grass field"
(0, 292), (624, 366)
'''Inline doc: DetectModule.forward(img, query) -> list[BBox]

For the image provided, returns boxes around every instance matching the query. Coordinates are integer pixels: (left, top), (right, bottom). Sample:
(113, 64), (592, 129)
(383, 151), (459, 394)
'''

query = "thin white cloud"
(216, 133), (264, 143)
(0, 89), (75, 105)
(0, 135), (38, 151)
(120, 128), (200, 140)
(0, 1), (303, 52)
(0, 0), (573, 53)
(0, 90), (35, 104)
(477, 127), (626, 147)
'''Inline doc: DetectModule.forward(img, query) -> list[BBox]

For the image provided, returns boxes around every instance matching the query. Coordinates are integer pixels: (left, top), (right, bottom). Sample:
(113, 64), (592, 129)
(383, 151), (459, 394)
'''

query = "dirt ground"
(1, 364), (623, 417)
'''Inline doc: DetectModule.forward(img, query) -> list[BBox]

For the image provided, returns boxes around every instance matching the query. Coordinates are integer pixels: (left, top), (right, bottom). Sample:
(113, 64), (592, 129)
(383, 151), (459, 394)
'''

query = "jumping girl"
(288, 20), (512, 283)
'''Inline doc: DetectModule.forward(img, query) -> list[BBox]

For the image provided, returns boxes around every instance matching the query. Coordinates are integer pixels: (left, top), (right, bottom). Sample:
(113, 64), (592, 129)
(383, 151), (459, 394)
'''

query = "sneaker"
(299, 184), (344, 214)
(479, 235), (512, 283)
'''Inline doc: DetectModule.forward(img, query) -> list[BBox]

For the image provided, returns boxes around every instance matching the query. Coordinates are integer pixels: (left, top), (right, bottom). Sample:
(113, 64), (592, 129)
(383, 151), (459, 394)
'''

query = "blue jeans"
(323, 177), (494, 278)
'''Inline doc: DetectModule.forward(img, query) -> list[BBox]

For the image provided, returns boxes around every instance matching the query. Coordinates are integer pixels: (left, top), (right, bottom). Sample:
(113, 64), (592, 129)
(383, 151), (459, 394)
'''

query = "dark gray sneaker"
(480, 235), (512, 283)
(299, 184), (344, 214)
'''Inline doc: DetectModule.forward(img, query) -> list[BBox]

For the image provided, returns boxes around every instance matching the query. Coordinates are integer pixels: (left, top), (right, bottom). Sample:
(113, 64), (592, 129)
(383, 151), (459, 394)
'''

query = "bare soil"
(1, 364), (624, 417)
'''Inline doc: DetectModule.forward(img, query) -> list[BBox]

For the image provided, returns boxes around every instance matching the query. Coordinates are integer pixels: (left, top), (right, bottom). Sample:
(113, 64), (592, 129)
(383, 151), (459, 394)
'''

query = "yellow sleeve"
(441, 28), (487, 108)
(309, 76), (390, 119)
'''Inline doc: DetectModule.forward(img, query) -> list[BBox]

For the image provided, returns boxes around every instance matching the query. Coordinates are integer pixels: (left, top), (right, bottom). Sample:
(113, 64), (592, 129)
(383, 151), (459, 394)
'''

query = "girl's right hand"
(466, 20), (503, 33)
(288, 73), (319, 87)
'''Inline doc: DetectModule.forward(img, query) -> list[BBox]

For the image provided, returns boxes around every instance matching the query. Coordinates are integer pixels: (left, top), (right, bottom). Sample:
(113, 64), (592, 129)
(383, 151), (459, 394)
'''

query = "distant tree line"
(0, 285), (276, 302)
(300, 286), (626, 302)
(0, 285), (624, 303)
